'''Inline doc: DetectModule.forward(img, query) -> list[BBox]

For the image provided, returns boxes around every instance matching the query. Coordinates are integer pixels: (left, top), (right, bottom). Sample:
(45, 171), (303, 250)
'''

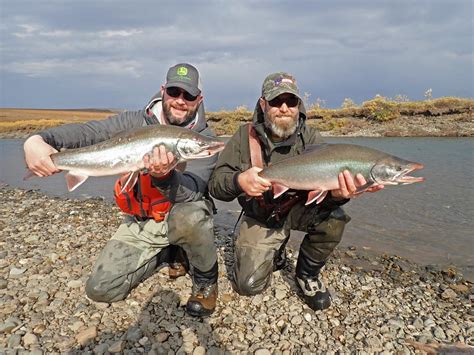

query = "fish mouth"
(397, 162), (425, 184)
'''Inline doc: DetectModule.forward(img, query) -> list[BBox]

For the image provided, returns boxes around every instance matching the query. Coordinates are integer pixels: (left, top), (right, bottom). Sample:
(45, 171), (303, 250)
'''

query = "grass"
(0, 109), (117, 134)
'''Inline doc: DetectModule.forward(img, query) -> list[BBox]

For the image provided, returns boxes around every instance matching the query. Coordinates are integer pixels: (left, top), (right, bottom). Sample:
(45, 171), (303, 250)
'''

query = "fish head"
(176, 136), (225, 160)
(371, 157), (424, 186)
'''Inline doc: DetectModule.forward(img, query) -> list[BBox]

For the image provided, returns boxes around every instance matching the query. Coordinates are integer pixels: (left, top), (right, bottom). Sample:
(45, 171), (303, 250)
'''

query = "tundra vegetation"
(0, 96), (472, 138)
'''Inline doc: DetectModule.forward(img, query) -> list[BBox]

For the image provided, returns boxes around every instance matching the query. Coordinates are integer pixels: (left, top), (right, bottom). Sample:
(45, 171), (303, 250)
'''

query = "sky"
(0, 0), (472, 111)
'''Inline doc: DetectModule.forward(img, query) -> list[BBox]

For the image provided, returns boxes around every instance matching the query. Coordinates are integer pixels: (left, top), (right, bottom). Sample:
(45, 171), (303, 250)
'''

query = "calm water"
(1, 138), (473, 280)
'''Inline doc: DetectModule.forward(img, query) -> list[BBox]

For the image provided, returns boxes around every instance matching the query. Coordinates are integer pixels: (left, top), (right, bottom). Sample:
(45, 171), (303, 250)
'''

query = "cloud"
(0, 0), (472, 110)
(4, 58), (143, 78)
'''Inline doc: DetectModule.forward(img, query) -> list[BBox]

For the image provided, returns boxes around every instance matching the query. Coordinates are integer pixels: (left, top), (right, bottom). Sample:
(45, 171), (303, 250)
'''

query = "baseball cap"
(261, 72), (301, 101)
(165, 63), (202, 96)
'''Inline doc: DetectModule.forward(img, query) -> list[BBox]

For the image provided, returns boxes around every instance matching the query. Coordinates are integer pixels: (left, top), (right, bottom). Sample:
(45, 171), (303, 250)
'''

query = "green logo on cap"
(177, 67), (188, 76)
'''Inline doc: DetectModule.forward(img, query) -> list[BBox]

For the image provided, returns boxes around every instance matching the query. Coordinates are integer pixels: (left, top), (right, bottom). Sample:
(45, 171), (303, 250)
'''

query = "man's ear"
(160, 85), (165, 95)
(259, 97), (266, 111)
(198, 95), (204, 105)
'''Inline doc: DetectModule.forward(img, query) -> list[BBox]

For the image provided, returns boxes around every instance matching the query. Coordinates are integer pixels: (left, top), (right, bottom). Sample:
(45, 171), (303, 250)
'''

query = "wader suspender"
(248, 123), (264, 169)
(232, 124), (263, 236)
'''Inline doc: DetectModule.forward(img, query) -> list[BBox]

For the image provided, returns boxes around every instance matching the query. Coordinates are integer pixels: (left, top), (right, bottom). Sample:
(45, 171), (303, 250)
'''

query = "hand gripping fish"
(258, 143), (424, 205)
(30, 125), (225, 192)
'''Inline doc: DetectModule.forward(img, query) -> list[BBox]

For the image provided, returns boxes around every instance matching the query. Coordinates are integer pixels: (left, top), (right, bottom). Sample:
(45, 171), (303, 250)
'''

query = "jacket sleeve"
(151, 126), (219, 203)
(36, 110), (146, 150)
(208, 127), (246, 202)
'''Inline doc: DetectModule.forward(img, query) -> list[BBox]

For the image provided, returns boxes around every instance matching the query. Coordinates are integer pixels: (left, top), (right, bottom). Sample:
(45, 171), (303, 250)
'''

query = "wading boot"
(273, 239), (289, 272)
(295, 254), (331, 311)
(296, 274), (331, 311)
(186, 262), (218, 317)
(167, 246), (189, 280)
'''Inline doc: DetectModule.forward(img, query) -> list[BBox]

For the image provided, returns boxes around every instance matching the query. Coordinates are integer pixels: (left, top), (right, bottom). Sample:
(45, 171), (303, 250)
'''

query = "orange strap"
(248, 124), (263, 169)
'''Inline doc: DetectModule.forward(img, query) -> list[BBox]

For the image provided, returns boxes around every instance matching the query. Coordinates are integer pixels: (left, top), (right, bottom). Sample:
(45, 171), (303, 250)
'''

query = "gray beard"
(264, 116), (297, 139)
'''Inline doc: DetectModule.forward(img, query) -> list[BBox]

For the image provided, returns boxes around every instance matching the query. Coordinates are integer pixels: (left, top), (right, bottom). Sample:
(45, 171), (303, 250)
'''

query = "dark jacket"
(37, 93), (217, 203)
(208, 100), (346, 224)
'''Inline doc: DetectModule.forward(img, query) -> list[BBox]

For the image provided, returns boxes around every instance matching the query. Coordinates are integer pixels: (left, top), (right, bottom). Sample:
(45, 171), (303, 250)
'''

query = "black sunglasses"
(166, 87), (198, 101)
(267, 95), (299, 108)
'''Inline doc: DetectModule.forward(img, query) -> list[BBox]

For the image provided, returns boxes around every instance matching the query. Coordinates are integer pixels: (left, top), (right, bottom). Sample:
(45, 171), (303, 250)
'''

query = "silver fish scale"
(261, 144), (397, 191)
(51, 129), (186, 177)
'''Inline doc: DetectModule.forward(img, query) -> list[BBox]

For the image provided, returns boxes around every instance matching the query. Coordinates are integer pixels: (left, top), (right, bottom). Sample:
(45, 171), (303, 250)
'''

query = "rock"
(76, 326), (97, 346)
(23, 332), (39, 347)
(108, 340), (126, 353)
(155, 332), (170, 343)
(450, 284), (469, 293)
(0, 186), (473, 354)
(9, 266), (27, 277)
(126, 326), (143, 342)
(0, 321), (18, 334)
(93, 343), (109, 354)
(67, 279), (83, 288)
(255, 349), (272, 355)
(8, 333), (22, 348)
(441, 288), (457, 299)
(275, 289), (287, 300)
(291, 315), (303, 326)
(193, 346), (206, 355)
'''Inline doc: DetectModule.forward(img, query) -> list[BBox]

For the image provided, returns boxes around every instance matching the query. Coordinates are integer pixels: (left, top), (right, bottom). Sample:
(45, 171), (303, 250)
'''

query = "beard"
(162, 100), (199, 126)
(264, 113), (298, 139)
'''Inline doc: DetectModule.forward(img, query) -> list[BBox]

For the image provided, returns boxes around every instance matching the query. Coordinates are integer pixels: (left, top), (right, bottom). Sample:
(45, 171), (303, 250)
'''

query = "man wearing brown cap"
(209, 72), (382, 310)
(24, 63), (219, 317)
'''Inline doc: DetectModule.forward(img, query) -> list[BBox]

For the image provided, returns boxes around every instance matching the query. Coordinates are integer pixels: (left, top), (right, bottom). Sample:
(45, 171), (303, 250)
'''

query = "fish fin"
(23, 170), (36, 181)
(272, 184), (289, 199)
(306, 189), (328, 205)
(65, 172), (88, 191)
(354, 181), (375, 194)
(120, 171), (139, 193)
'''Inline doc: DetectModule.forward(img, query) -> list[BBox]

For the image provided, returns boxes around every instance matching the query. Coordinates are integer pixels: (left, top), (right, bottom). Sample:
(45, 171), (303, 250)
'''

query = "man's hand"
(23, 135), (60, 177)
(331, 170), (384, 200)
(144, 145), (176, 178)
(237, 167), (272, 197)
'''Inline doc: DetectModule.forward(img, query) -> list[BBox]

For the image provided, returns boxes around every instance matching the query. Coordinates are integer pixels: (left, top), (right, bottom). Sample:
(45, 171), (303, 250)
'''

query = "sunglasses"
(267, 95), (299, 108)
(166, 87), (199, 101)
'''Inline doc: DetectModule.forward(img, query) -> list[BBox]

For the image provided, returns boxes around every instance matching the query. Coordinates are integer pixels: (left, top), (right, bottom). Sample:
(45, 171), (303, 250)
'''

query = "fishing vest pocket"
(114, 174), (172, 222)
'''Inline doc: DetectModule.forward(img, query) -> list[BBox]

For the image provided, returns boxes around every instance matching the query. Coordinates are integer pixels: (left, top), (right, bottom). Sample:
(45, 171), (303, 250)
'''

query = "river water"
(1, 137), (473, 280)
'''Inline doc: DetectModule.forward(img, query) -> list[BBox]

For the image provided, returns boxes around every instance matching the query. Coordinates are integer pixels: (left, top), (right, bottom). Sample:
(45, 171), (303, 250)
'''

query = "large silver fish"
(46, 124), (225, 191)
(259, 143), (424, 205)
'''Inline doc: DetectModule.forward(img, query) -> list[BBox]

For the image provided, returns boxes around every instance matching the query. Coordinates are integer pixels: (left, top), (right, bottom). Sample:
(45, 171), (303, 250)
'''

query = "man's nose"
(279, 102), (289, 112)
(175, 93), (186, 104)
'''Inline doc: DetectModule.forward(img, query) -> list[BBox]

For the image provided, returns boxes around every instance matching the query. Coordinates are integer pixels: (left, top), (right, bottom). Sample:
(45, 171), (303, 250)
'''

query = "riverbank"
(1, 97), (472, 139)
(1, 186), (472, 353)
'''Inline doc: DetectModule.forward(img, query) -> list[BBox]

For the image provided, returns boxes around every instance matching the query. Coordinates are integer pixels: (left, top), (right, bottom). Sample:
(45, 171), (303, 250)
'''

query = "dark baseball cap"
(261, 72), (301, 101)
(165, 63), (202, 96)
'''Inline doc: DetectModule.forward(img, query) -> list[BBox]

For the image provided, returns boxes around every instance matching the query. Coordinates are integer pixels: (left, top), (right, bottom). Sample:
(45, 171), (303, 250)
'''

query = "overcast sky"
(1, 0), (472, 111)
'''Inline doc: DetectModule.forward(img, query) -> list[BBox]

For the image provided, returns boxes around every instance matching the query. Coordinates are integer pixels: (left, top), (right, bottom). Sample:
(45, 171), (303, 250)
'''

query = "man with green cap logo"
(24, 63), (220, 317)
(209, 72), (383, 311)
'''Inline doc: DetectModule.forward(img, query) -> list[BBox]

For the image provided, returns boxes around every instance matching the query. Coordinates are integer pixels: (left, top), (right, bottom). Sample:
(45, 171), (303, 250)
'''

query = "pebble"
(75, 326), (97, 346)
(0, 186), (472, 353)
(193, 345), (206, 355)
(108, 340), (125, 352)
(9, 267), (27, 277)
(23, 332), (38, 346)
